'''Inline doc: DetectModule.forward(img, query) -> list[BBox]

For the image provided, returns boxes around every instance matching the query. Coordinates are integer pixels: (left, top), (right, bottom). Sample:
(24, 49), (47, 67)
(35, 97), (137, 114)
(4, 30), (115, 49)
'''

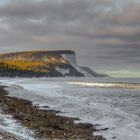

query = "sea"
(0, 77), (140, 140)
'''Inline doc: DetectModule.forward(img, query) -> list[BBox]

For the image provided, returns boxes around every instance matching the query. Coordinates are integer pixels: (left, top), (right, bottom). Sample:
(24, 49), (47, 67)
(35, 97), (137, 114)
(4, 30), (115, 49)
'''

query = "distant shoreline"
(0, 86), (105, 140)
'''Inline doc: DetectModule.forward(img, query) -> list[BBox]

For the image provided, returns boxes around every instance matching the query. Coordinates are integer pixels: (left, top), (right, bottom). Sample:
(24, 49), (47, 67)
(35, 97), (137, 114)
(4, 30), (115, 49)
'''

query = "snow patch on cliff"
(55, 67), (70, 75)
(61, 53), (93, 77)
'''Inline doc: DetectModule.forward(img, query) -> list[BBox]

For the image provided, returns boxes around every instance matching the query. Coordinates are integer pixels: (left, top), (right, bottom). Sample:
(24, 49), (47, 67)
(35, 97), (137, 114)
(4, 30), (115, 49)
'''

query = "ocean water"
(0, 77), (140, 140)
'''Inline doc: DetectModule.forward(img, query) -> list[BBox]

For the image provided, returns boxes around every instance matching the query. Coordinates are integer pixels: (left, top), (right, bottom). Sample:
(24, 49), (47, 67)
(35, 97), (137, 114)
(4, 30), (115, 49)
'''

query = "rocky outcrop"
(81, 67), (107, 77)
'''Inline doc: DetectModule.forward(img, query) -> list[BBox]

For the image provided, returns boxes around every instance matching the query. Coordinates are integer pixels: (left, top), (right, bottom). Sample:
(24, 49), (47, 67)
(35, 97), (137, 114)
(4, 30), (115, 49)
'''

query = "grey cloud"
(0, 0), (140, 70)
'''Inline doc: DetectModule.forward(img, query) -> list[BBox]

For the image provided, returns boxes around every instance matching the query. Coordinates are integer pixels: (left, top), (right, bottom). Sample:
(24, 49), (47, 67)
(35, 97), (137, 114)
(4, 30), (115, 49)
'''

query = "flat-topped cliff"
(0, 50), (106, 77)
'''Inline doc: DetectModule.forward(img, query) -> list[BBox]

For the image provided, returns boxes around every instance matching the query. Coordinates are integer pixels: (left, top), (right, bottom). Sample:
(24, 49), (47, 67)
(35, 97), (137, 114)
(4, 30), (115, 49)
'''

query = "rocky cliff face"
(0, 50), (106, 77)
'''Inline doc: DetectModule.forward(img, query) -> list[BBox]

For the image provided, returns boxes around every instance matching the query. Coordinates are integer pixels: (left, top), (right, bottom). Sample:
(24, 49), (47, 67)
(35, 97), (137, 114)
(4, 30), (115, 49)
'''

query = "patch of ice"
(0, 109), (35, 140)
(1, 78), (140, 140)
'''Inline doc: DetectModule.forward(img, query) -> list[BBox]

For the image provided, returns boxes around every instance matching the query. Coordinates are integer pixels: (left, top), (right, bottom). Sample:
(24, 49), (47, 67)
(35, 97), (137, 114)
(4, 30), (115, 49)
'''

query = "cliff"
(0, 50), (106, 77)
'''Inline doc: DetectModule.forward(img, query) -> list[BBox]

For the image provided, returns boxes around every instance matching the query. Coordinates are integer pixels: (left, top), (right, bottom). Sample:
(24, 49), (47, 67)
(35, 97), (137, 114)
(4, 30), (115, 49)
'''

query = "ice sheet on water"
(1, 77), (140, 140)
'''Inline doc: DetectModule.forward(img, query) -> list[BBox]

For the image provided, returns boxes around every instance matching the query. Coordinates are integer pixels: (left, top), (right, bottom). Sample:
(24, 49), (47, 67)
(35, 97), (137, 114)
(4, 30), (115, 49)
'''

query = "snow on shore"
(1, 77), (140, 140)
(0, 107), (35, 140)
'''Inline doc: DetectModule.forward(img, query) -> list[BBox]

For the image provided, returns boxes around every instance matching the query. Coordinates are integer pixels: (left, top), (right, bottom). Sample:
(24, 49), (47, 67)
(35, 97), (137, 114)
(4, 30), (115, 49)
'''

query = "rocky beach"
(0, 86), (105, 140)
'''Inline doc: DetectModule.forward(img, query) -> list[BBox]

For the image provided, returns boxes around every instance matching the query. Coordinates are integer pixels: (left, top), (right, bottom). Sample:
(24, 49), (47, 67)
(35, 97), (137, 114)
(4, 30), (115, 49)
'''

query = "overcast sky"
(0, 0), (140, 75)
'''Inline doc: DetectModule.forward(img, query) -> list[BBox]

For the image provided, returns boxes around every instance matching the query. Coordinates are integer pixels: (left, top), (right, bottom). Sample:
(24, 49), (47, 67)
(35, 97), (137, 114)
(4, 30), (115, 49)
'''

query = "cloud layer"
(0, 0), (140, 70)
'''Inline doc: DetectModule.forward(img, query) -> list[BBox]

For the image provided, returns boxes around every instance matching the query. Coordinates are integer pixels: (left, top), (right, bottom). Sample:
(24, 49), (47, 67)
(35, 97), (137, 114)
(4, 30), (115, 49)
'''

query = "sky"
(0, 0), (140, 77)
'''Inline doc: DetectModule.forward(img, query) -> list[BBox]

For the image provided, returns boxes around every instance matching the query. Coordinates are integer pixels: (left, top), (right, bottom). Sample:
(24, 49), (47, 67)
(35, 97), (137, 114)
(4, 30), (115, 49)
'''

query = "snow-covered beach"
(0, 77), (140, 140)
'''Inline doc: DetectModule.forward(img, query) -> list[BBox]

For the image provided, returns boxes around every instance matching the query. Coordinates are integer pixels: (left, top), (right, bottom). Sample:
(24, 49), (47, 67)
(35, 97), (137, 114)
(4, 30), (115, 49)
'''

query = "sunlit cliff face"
(0, 0), (140, 77)
(0, 51), (70, 73)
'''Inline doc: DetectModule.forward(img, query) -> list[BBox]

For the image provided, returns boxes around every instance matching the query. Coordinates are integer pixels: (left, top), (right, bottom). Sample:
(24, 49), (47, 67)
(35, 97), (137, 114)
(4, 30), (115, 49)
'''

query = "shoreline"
(0, 86), (105, 140)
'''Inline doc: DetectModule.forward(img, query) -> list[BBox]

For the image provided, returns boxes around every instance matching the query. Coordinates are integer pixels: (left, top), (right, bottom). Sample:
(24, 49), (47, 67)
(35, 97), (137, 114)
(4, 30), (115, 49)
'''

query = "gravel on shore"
(0, 86), (105, 140)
